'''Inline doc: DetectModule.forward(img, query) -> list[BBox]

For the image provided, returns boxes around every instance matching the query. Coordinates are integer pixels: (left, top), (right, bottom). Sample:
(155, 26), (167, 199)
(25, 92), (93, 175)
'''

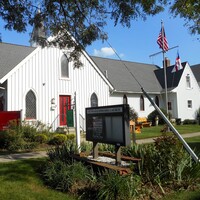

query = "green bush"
(0, 131), (9, 149)
(97, 171), (141, 200)
(22, 125), (37, 142)
(66, 133), (75, 141)
(49, 134), (67, 145)
(147, 108), (169, 125)
(47, 142), (78, 163)
(183, 119), (197, 125)
(34, 133), (48, 144)
(42, 160), (91, 193)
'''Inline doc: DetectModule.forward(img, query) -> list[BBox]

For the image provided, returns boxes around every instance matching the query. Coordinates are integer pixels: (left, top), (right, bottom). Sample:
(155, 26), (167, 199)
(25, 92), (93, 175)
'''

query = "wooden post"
(115, 144), (121, 166)
(93, 142), (98, 159)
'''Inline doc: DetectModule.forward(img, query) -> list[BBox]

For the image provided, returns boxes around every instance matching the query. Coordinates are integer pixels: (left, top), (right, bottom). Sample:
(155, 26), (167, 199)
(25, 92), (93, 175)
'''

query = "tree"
(0, 0), (199, 67)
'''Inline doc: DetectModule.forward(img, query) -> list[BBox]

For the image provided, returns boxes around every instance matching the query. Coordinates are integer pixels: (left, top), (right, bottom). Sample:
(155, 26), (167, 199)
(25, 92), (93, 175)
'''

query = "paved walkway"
(0, 132), (199, 163)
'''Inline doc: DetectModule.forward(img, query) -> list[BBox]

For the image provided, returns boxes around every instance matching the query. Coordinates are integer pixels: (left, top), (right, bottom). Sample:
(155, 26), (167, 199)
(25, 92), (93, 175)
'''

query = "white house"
(0, 37), (200, 131)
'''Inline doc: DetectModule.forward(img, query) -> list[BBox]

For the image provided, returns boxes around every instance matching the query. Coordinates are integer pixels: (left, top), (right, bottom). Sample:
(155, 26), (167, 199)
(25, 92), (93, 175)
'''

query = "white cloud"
(93, 47), (116, 57)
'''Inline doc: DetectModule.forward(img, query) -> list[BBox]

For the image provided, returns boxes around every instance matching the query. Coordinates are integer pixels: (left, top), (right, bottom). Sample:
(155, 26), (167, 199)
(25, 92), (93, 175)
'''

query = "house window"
(155, 96), (159, 107)
(168, 102), (172, 110)
(123, 94), (128, 104)
(186, 74), (191, 88)
(61, 54), (69, 78)
(91, 93), (98, 107)
(25, 90), (36, 119)
(140, 95), (145, 111)
(188, 100), (192, 108)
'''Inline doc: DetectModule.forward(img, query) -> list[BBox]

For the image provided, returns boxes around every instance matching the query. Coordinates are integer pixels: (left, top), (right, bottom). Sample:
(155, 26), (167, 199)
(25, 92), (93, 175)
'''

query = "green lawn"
(163, 190), (200, 200)
(0, 159), (77, 200)
(135, 124), (200, 139)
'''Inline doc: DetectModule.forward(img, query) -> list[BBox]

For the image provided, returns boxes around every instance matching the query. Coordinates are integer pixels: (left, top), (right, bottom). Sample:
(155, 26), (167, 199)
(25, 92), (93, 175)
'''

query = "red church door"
(59, 95), (71, 126)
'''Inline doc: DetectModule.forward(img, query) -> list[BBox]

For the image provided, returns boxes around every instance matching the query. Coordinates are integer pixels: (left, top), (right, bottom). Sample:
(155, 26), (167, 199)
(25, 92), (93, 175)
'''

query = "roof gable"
(154, 62), (186, 90)
(0, 43), (36, 80)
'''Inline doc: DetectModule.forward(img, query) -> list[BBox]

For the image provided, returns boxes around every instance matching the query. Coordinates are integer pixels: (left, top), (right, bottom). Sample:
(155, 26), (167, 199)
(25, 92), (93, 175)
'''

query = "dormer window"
(61, 54), (69, 78)
(186, 74), (191, 88)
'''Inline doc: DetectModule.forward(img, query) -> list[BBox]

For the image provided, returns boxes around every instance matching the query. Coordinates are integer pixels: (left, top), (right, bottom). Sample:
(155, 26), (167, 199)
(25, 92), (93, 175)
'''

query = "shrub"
(0, 131), (9, 149)
(49, 134), (67, 145)
(47, 142), (78, 163)
(147, 109), (170, 125)
(97, 170), (141, 200)
(129, 107), (138, 121)
(66, 133), (75, 141)
(34, 133), (48, 144)
(21, 125), (37, 142)
(42, 160), (91, 193)
(183, 119), (197, 125)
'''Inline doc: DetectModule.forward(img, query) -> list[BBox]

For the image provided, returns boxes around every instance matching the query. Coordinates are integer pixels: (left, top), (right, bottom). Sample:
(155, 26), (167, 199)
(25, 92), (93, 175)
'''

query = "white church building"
(0, 30), (200, 131)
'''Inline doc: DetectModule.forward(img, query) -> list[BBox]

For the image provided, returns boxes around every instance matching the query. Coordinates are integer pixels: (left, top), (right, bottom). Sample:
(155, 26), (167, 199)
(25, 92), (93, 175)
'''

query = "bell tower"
(30, 10), (46, 47)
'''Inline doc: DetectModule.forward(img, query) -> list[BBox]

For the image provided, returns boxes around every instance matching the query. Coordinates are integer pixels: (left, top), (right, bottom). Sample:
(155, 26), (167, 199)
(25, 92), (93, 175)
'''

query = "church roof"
(91, 56), (162, 93)
(0, 42), (36, 80)
(191, 64), (200, 86)
(154, 63), (186, 91)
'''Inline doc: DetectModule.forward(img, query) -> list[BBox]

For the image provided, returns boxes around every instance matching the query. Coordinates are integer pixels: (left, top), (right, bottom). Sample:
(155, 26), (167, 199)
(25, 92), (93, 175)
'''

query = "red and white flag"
(171, 52), (183, 73)
(157, 25), (169, 52)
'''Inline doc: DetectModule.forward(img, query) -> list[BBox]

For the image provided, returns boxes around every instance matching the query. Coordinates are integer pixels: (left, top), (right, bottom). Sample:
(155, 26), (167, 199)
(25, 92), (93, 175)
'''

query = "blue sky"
(0, 9), (199, 68)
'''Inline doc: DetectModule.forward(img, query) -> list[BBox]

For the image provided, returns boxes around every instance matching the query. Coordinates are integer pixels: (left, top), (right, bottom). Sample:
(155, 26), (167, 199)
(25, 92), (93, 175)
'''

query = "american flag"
(157, 26), (169, 52)
(171, 52), (183, 73)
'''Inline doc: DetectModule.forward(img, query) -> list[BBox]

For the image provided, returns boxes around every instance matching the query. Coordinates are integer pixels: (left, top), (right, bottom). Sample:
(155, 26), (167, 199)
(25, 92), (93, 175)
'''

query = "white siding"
(6, 47), (110, 130)
(176, 63), (200, 120)
(109, 92), (159, 118)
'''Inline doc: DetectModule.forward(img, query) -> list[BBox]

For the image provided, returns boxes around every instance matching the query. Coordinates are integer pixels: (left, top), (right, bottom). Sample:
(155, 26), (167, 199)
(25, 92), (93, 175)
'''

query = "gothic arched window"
(155, 96), (159, 107)
(61, 54), (69, 78)
(123, 94), (128, 104)
(91, 93), (98, 107)
(26, 90), (36, 119)
(140, 95), (145, 111)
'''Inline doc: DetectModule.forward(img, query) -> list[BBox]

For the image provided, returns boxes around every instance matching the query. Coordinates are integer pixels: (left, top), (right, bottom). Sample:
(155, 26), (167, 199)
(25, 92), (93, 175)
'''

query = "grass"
(163, 190), (200, 200)
(0, 158), (77, 200)
(135, 124), (200, 139)
(185, 136), (200, 143)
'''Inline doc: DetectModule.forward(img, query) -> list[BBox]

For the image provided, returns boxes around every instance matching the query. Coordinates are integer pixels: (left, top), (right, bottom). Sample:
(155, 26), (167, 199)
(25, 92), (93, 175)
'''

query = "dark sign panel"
(86, 104), (130, 146)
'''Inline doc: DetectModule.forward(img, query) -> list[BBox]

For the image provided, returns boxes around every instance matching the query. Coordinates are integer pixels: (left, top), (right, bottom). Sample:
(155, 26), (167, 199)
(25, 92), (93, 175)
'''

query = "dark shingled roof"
(191, 64), (200, 84)
(154, 62), (186, 91)
(0, 42), (36, 80)
(91, 56), (162, 93)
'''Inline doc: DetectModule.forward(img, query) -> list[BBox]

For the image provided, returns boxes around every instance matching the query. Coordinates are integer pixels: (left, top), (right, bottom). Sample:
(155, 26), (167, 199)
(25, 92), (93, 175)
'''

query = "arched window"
(61, 54), (69, 78)
(155, 96), (159, 107)
(123, 94), (128, 104)
(25, 90), (36, 119)
(91, 93), (98, 107)
(140, 95), (145, 111)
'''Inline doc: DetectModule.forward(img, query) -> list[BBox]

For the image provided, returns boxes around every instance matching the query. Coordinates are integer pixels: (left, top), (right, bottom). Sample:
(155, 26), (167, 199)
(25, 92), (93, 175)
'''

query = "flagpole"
(161, 20), (169, 117)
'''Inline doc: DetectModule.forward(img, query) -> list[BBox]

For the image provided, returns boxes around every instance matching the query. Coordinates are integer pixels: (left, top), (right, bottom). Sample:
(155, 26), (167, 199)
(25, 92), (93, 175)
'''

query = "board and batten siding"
(6, 46), (111, 130)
